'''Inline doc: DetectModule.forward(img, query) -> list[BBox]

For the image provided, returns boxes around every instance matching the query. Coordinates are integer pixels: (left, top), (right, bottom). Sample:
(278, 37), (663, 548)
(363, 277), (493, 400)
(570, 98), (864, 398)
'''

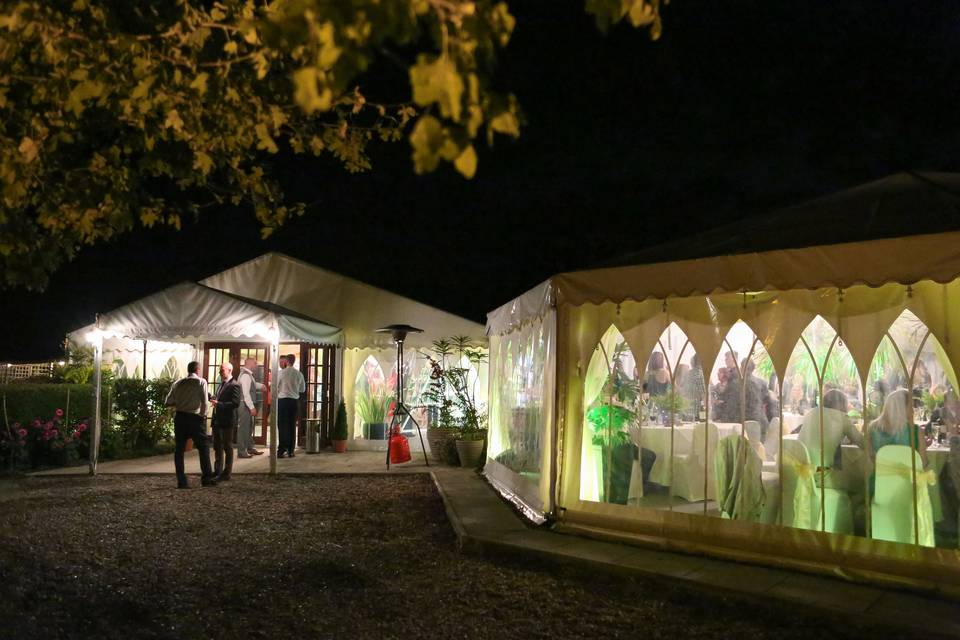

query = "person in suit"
(210, 362), (242, 481)
(164, 361), (216, 489)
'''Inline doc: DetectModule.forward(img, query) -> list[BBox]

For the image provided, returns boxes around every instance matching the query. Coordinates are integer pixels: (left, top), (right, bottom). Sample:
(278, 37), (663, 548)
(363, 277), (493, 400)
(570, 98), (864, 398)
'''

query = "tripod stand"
(377, 324), (430, 468)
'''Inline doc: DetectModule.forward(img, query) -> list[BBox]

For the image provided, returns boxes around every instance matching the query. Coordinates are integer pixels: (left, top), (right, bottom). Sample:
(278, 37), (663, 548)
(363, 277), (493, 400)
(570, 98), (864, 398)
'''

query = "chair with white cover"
(713, 434), (777, 522)
(781, 439), (853, 534)
(871, 445), (935, 547)
(671, 422), (719, 503)
(762, 417), (781, 462)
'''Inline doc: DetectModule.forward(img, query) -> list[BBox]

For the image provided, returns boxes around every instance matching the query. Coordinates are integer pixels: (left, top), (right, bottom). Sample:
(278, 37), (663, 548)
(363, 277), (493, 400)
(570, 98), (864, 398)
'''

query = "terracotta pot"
(332, 439), (347, 453)
(185, 438), (194, 452)
(455, 438), (486, 468)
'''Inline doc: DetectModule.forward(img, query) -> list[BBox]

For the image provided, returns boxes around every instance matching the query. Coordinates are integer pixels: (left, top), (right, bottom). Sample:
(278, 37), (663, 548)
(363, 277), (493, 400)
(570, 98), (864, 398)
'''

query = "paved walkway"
(33, 447), (430, 476)
(34, 450), (960, 637)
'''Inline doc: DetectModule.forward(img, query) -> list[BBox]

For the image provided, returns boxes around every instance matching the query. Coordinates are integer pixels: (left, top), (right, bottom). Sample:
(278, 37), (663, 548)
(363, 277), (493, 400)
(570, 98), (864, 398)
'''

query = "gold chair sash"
(875, 461), (937, 486)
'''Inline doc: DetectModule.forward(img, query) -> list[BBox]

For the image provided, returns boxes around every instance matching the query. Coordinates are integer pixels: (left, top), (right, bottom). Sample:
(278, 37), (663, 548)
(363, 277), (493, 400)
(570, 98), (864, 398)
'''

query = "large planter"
(455, 438), (486, 468)
(427, 427), (460, 465)
(364, 422), (387, 440)
(332, 439), (347, 453)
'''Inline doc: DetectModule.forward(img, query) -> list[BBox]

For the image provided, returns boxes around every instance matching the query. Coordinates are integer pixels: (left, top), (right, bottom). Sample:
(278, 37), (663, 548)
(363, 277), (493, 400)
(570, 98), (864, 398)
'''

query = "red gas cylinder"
(389, 425), (411, 464)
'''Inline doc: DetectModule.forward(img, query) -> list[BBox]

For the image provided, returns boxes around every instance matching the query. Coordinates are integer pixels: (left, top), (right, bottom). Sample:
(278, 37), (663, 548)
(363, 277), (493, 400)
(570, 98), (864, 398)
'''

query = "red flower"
(73, 431), (81, 439)
(77, 423), (87, 432)
(17, 428), (27, 438)
(44, 421), (54, 430)
(30, 420), (41, 429)
(55, 408), (64, 418)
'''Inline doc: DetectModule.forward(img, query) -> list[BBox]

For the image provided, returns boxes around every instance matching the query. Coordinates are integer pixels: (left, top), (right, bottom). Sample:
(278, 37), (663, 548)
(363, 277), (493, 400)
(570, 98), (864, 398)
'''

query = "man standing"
(277, 354), (306, 458)
(211, 362), (242, 480)
(165, 361), (216, 489)
(236, 357), (265, 459)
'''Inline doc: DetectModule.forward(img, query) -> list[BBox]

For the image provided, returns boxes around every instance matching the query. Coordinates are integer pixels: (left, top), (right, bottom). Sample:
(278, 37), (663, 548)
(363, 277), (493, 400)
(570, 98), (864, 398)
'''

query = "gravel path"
(0, 475), (933, 640)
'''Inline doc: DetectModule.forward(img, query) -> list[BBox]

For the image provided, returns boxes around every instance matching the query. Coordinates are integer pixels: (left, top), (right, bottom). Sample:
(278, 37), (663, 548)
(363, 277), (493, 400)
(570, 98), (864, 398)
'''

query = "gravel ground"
(0, 474), (935, 640)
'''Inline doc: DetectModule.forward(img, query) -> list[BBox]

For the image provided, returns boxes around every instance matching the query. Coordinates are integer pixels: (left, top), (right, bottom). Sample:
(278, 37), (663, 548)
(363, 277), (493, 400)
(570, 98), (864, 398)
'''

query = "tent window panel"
(581, 326), (639, 505)
(354, 355), (388, 440)
(709, 322), (774, 523)
(645, 323), (710, 515)
(865, 336), (925, 546)
(491, 322), (547, 484)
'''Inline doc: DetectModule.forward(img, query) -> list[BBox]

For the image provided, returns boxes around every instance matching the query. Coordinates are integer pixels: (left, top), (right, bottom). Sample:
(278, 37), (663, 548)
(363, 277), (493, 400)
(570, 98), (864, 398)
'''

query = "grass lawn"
(0, 475), (936, 639)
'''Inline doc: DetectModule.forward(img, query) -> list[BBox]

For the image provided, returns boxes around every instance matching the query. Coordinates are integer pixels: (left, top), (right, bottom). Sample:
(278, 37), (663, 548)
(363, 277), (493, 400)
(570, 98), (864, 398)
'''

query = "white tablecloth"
(630, 423), (741, 487)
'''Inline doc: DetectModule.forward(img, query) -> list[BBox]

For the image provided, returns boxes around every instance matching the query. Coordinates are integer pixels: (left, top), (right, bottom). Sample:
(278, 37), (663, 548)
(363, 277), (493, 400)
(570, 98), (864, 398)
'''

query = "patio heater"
(375, 324), (429, 468)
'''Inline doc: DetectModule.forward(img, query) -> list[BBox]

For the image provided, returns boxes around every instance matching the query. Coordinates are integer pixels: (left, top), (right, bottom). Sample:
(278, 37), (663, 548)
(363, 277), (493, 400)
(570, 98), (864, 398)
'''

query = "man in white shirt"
(236, 357), (265, 459)
(164, 361), (216, 488)
(277, 354), (306, 458)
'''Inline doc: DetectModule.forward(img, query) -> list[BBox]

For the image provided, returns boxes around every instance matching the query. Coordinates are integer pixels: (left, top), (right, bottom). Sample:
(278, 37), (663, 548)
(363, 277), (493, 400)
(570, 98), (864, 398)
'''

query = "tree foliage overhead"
(0, 0), (665, 289)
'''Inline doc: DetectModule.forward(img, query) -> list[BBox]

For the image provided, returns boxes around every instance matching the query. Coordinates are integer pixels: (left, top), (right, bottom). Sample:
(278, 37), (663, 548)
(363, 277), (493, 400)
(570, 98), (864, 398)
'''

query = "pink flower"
(42, 431), (54, 441)
(44, 421), (54, 431)
(30, 420), (41, 429)
(73, 431), (81, 439)
(77, 424), (87, 432)
(17, 429), (27, 438)
(55, 408), (64, 418)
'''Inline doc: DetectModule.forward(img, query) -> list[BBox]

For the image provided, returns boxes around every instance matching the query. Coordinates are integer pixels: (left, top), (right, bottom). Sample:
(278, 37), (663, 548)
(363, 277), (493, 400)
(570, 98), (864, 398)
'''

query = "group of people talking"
(163, 354), (306, 488)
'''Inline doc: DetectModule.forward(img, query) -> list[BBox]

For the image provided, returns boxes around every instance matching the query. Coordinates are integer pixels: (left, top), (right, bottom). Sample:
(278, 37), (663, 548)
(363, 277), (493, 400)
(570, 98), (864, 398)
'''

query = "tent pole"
(270, 324), (280, 475)
(142, 340), (148, 380)
(88, 329), (103, 476)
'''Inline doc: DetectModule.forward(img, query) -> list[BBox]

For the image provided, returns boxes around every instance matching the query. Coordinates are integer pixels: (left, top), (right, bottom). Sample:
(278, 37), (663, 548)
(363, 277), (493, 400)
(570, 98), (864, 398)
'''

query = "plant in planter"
(423, 336), (488, 467)
(355, 388), (388, 440)
(332, 399), (348, 453)
(587, 340), (641, 504)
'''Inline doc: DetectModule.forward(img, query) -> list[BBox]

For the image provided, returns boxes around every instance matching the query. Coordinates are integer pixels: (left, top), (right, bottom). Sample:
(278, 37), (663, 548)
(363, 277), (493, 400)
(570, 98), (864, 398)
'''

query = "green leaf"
(18, 136), (38, 163)
(292, 67), (332, 113)
(189, 72), (209, 96)
(409, 55), (464, 121)
(453, 144), (477, 179)
(193, 151), (214, 175)
(163, 109), (184, 132)
(255, 123), (279, 153)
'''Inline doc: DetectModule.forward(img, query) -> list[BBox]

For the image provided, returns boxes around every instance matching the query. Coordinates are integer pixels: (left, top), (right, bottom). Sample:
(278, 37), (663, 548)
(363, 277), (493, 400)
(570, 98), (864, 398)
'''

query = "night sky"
(3, 1), (960, 361)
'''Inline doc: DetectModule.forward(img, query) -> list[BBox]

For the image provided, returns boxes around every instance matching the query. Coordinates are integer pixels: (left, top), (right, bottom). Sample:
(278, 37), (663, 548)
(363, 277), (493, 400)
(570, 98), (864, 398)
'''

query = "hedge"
(0, 384), (111, 429)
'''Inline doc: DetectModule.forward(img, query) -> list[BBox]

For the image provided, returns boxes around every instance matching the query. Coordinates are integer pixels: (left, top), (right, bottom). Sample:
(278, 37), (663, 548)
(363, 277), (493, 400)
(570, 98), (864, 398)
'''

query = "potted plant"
(332, 399), (348, 453)
(424, 337), (488, 467)
(356, 388), (388, 440)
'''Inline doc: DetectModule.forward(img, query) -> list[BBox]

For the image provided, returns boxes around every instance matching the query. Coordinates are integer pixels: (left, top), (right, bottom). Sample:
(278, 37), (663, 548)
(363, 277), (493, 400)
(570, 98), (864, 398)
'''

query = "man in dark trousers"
(210, 361), (242, 481)
(164, 361), (216, 489)
(277, 354), (305, 458)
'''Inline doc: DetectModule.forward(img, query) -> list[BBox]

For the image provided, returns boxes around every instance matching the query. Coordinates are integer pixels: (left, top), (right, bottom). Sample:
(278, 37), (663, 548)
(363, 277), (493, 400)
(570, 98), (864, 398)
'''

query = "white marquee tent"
(485, 172), (960, 593)
(69, 254), (486, 472)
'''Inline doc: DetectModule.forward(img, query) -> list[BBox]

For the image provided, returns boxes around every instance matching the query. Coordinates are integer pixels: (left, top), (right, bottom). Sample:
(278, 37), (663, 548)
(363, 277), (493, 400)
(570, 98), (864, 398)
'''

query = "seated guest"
(645, 351), (671, 397)
(867, 388), (928, 494)
(798, 389), (863, 486)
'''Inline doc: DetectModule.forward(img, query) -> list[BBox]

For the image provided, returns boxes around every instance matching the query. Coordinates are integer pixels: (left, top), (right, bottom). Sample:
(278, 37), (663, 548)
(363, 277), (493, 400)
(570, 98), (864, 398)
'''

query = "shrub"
(3, 409), (90, 469)
(0, 384), (107, 428)
(112, 378), (174, 450)
(332, 400), (348, 440)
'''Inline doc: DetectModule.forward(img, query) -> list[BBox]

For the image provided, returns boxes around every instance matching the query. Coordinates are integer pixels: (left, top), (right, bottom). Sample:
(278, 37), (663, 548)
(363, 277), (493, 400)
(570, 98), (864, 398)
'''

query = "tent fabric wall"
(553, 280), (960, 593)
(201, 253), (486, 349)
(485, 311), (556, 519)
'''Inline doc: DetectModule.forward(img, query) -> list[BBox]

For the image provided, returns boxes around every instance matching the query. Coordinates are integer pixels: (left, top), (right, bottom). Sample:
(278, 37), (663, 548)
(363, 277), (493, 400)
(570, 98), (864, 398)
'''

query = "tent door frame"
(203, 342), (272, 445)
(301, 344), (337, 448)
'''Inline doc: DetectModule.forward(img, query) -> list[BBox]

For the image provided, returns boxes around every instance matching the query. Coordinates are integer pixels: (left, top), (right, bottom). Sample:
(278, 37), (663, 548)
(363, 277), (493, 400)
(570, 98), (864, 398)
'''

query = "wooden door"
(303, 345), (337, 447)
(203, 342), (271, 445)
